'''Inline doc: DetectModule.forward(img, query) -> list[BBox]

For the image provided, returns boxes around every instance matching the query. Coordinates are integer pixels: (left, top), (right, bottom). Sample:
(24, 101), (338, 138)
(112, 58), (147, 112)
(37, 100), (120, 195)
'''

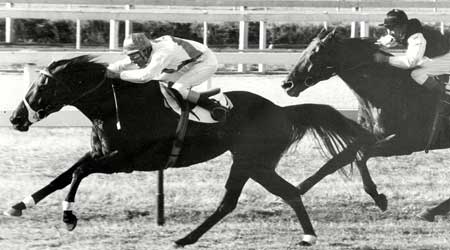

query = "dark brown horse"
(282, 28), (450, 221)
(6, 55), (372, 246)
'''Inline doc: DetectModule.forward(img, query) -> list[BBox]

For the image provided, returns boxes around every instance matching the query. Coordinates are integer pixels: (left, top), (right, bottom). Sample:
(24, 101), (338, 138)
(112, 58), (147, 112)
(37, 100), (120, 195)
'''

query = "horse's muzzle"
(10, 106), (32, 132)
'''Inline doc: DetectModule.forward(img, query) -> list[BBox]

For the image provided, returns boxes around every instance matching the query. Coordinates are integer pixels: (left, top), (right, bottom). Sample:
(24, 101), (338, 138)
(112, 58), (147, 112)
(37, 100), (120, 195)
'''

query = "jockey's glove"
(373, 52), (390, 64)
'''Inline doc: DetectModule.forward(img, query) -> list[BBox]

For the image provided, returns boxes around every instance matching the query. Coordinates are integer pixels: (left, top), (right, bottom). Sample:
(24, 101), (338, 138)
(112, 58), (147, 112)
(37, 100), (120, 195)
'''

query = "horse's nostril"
(10, 115), (21, 125)
(282, 80), (294, 89)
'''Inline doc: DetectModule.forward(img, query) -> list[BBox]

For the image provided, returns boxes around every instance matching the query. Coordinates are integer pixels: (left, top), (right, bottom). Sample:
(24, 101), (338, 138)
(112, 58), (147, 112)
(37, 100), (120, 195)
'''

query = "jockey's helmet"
(123, 33), (152, 55)
(380, 9), (408, 29)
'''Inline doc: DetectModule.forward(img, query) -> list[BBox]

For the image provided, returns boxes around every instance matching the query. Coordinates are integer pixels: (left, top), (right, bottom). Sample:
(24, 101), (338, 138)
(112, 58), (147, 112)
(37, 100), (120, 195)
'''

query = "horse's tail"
(284, 104), (374, 173)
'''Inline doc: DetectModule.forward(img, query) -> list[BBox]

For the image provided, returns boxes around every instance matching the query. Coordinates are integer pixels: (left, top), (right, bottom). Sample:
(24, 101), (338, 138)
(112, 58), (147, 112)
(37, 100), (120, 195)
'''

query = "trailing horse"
(282, 28), (450, 221)
(6, 55), (372, 246)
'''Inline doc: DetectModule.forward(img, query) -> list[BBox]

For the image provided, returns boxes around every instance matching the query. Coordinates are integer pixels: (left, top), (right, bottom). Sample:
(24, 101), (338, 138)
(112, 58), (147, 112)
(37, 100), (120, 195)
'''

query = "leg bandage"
(62, 201), (74, 211)
(22, 196), (36, 209)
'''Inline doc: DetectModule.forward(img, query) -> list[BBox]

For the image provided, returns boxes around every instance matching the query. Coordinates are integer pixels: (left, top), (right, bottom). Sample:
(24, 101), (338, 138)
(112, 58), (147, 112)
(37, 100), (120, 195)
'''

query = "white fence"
(0, 0), (447, 126)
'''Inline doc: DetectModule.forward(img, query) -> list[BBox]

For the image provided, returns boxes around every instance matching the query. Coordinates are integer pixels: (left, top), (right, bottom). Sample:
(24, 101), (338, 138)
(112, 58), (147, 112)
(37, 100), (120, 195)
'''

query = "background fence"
(0, 0), (449, 127)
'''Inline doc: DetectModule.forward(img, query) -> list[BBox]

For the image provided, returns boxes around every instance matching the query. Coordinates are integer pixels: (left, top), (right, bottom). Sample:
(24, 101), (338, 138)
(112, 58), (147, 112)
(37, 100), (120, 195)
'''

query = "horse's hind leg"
(356, 158), (387, 211)
(252, 168), (316, 246)
(4, 153), (92, 217)
(175, 162), (249, 247)
(417, 197), (450, 222)
(297, 141), (361, 194)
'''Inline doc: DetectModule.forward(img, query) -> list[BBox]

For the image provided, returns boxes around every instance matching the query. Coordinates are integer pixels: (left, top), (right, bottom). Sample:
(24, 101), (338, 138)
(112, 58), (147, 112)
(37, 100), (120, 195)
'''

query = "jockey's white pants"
(411, 52), (450, 84)
(158, 48), (218, 99)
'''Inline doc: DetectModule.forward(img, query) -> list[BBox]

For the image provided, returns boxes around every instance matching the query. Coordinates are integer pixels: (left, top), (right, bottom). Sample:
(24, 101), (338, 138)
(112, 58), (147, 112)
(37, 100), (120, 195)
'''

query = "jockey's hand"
(376, 34), (398, 48)
(106, 69), (120, 79)
(373, 52), (390, 64)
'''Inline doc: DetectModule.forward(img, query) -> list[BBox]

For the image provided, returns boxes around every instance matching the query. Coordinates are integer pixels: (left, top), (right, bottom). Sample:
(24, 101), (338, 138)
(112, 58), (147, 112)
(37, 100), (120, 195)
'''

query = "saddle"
(159, 83), (233, 123)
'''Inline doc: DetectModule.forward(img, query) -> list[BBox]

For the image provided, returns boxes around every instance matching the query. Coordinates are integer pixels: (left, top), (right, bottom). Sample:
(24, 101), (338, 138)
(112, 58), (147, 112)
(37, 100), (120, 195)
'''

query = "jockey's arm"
(107, 57), (137, 73)
(387, 33), (427, 69)
(120, 50), (172, 84)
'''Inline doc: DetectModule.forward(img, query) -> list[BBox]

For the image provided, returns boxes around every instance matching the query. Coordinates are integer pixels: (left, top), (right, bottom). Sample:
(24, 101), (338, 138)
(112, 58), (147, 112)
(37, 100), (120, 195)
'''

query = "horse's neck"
(74, 80), (165, 122)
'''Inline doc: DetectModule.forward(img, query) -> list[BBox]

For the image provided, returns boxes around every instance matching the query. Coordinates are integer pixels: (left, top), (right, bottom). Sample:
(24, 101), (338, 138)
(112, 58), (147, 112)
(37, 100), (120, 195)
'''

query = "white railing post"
(203, 21), (208, 46)
(109, 19), (119, 50)
(5, 2), (14, 43)
(350, 7), (359, 38)
(258, 20), (267, 73)
(258, 8), (268, 73)
(76, 19), (81, 49)
(203, 21), (213, 89)
(238, 6), (248, 73)
(125, 5), (134, 37)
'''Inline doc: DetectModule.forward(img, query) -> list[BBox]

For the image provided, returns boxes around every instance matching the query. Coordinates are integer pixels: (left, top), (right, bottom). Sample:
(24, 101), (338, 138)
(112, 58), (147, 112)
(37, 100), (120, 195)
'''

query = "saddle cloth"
(159, 84), (233, 123)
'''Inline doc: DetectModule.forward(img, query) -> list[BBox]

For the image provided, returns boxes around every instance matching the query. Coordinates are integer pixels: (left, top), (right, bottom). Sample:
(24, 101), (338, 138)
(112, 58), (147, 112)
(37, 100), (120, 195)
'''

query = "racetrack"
(1, 73), (449, 249)
(1, 126), (450, 250)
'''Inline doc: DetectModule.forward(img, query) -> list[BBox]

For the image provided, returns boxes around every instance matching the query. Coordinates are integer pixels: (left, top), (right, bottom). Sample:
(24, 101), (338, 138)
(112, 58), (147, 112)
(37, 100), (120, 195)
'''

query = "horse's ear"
(321, 28), (336, 43)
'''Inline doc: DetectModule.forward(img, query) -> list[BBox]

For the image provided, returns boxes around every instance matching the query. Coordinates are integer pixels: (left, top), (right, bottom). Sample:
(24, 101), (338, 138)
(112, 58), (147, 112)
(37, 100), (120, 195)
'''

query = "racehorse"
(282, 28), (450, 221)
(6, 55), (373, 246)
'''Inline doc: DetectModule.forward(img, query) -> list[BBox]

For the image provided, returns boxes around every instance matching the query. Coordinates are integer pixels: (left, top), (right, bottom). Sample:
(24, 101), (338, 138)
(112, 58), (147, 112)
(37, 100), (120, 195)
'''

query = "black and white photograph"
(1, 1), (449, 249)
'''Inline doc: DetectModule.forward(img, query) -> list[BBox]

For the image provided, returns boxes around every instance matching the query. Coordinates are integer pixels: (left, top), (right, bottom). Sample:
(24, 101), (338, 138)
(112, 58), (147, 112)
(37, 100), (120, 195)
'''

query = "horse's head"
(10, 55), (107, 131)
(282, 28), (339, 97)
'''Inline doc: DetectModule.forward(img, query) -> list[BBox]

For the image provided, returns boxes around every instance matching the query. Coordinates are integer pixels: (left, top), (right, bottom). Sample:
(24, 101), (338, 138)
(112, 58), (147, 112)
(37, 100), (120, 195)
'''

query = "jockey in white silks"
(374, 9), (450, 96)
(107, 33), (228, 121)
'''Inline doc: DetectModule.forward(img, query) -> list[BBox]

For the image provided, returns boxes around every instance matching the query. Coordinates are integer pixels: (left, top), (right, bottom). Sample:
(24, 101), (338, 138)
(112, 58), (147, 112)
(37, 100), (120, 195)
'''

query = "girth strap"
(163, 97), (190, 169)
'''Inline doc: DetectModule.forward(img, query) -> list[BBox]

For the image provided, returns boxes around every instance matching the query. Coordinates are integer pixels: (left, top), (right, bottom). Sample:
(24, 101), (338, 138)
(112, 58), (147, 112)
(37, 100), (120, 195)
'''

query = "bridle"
(22, 67), (107, 123)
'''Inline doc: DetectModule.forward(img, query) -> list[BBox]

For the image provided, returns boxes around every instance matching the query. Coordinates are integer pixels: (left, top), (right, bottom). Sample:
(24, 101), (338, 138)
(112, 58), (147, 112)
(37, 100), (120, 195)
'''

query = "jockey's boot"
(423, 76), (446, 96)
(197, 97), (228, 122)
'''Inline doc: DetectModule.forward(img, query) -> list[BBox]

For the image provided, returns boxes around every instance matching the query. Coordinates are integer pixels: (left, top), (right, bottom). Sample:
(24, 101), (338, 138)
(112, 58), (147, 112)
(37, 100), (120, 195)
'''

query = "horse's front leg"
(62, 150), (130, 231)
(4, 153), (93, 217)
(175, 161), (249, 247)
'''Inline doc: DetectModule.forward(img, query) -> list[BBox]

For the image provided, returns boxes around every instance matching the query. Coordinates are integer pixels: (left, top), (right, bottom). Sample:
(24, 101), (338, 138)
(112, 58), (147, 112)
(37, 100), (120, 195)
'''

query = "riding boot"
(197, 97), (228, 122)
(422, 76), (445, 96)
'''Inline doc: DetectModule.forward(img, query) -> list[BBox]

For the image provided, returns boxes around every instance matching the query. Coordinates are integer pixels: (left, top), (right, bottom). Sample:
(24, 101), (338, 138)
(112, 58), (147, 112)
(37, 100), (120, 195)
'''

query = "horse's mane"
(48, 55), (107, 74)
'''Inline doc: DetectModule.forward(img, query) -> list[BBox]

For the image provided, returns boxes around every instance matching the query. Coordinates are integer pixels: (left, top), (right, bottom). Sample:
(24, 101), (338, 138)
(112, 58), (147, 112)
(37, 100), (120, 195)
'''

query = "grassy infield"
(0, 127), (449, 250)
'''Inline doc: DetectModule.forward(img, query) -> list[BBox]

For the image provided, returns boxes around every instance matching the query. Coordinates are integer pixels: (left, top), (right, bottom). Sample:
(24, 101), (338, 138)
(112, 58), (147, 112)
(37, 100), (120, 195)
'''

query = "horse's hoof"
(297, 241), (313, 246)
(173, 242), (184, 248)
(63, 211), (78, 231)
(64, 218), (78, 231)
(3, 207), (22, 217)
(297, 234), (316, 246)
(375, 193), (388, 212)
(416, 209), (435, 222)
(174, 236), (196, 247)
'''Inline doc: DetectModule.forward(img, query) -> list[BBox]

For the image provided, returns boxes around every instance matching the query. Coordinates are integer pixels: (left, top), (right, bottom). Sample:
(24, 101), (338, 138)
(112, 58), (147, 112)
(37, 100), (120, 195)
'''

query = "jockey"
(374, 9), (450, 96)
(107, 32), (228, 121)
